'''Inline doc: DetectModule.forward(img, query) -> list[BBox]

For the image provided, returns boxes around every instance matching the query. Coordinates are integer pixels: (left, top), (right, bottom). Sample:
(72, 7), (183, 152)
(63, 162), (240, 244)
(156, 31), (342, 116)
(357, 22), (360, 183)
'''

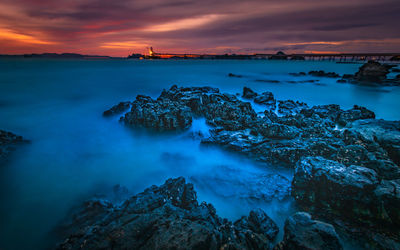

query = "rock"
(336, 105), (375, 126)
(234, 208), (279, 240)
(291, 157), (400, 228)
(103, 101), (131, 116)
(346, 119), (400, 166)
(278, 100), (308, 115)
(254, 92), (276, 110)
(228, 73), (243, 78)
(0, 130), (27, 162)
(122, 95), (192, 131)
(242, 86), (258, 99)
(355, 61), (389, 82)
(337, 79), (347, 83)
(57, 177), (278, 250)
(275, 212), (343, 250)
(308, 70), (340, 78)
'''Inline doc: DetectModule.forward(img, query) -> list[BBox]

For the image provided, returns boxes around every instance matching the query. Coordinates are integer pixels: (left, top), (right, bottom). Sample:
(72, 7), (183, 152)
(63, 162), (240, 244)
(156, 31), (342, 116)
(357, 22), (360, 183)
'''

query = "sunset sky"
(0, 0), (399, 56)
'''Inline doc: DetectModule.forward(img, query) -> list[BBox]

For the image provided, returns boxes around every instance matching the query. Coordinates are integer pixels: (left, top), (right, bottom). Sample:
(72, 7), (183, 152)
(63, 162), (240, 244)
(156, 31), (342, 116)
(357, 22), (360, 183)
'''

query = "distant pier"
(138, 48), (400, 62)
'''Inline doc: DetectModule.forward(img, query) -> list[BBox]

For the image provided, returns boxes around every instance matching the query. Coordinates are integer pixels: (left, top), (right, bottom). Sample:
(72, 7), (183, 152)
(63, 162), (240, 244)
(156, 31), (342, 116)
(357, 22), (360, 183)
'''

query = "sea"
(0, 58), (399, 249)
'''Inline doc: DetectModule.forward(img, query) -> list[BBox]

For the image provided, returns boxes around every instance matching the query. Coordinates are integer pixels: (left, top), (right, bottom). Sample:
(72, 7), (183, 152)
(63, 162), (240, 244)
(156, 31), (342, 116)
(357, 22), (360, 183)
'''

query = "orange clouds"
(0, 28), (56, 45)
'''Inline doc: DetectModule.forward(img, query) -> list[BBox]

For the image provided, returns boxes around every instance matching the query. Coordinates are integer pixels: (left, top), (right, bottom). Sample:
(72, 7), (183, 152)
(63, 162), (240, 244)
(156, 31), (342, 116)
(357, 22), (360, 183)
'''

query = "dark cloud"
(0, 0), (399, 55)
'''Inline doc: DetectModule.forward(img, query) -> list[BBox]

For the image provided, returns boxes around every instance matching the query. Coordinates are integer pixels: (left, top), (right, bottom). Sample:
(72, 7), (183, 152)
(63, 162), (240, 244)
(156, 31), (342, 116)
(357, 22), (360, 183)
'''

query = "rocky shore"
(100, 84), (400, 248)
(57, 177), (342, 250)
(0, 130), (27, 163)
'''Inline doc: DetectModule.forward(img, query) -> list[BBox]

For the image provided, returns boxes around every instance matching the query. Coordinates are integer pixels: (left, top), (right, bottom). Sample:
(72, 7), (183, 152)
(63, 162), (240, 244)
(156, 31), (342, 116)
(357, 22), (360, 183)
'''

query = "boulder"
(336, 105), (375, 126)
(243, 87), (258, 99)
(57, 177), (278, 250)
(355, 61), (389, 82)
(122, 95), (192, 131)
(274, 212), (343, 250)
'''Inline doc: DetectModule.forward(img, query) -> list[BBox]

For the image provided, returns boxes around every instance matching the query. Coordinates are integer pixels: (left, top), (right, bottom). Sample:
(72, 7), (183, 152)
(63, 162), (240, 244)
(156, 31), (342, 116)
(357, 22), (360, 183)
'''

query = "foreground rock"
(292, 157), (400, 246)
(57, 177), (279, 250)
(275, 212), (343, 250)
(106, 85), (400, 247)
(0, 130), (27, 162)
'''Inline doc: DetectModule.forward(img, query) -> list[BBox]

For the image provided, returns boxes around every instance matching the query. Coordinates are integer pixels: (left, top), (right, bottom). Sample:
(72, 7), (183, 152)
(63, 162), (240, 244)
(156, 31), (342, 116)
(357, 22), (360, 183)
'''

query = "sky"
(0, 0), (399, 56)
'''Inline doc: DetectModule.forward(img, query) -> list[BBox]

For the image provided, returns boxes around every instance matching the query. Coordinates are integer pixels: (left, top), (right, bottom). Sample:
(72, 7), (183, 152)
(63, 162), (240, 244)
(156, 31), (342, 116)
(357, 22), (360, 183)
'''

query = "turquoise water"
(0, 59), (399, 249)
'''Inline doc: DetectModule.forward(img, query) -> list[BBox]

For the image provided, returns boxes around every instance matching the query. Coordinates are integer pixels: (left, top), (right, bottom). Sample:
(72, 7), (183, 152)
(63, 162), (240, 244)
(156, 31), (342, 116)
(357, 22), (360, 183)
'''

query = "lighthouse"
(148, 47), (154, 57)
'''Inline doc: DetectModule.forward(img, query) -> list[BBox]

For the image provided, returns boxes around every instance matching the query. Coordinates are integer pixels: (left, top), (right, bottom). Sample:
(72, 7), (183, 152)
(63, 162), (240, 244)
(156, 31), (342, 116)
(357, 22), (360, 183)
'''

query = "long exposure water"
(0, 59), (399, 249)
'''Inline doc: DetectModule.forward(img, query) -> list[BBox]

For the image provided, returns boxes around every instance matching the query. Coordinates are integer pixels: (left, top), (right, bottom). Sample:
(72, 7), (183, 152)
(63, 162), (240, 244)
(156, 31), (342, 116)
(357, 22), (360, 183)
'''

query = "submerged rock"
(275, 212), (343, 250)
(57, 177), (279, 250)
(103, 101), (131, 117)
(308, 70), (340, 78)
(0, 130), (27, 162)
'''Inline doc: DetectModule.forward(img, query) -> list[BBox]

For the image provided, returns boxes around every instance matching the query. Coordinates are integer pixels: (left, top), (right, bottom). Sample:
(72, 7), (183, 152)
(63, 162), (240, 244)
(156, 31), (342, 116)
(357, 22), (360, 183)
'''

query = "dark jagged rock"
(336, 105), (375, 126)
(308, 70), (340, 78)
(243, 87), (258, 99)
(103, 101), (131, 116)
(292, 157), (400, 234)
(254, 92), (276, 109)
(278, 100), (308, 115)
(57, 177), (279, 250)
(274, 212), (343, 250)
(107, 85), (400, 247)
(355, 60), (390, 82)
(234, 209), (279, 240)
(122, 95), (192, 131)
(0, 130), (27, 162)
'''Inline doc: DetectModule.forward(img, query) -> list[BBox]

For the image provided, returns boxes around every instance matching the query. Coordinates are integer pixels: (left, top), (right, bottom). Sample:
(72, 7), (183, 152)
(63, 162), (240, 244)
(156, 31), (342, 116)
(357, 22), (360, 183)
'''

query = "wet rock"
(291, 157), (393, 227)
(336, 105), (375, 126)
(308, 70), (340, 78)
(278, 100), (308, 115)
(254, 92), (276, 109)
(235, 208), (279, 240)
(346, 119), (400, 166)
(122, 95), (192, 131)
(275, 212), (343, 250)
(0, 130), (27, 162)
(103, 101), (130, 117)
(57, 177), (278, 250)
(242, 87), (258, 99)
(355, 61), (389, 82)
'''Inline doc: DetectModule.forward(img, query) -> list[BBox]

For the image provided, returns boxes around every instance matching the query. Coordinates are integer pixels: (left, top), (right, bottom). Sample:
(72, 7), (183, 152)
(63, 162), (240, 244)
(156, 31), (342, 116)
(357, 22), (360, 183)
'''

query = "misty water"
(1, 59), (400, 249)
